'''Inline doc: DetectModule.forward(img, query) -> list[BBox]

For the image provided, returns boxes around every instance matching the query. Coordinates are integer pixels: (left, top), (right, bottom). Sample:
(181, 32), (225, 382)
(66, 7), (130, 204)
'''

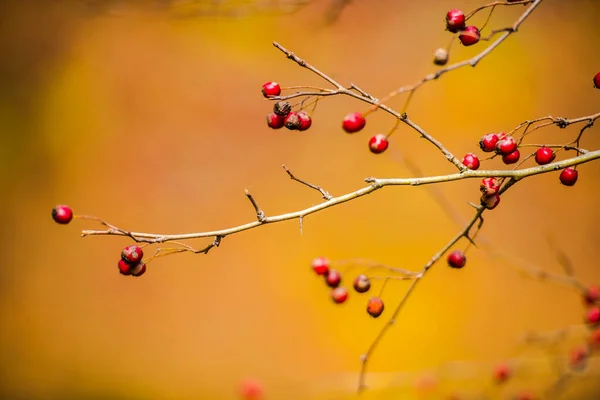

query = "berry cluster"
(118, 245), (146, 277)
(311, 257), (385, 318)
(342, 112), (391, 155)
(262, 82), (312, 131)
(446, 9), (481, 47)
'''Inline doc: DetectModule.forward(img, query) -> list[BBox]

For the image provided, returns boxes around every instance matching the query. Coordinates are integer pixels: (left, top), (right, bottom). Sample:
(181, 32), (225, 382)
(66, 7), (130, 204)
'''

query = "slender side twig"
(283, 165), (332, 200)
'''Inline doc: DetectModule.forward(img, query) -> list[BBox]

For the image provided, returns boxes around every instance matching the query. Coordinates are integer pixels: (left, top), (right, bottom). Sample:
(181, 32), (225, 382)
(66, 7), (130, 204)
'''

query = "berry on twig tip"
(52, 205), (73, 224)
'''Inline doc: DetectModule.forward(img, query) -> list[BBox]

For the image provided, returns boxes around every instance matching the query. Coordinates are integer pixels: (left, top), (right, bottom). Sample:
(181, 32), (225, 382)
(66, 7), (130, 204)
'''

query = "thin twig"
(283, 165), (332, 200)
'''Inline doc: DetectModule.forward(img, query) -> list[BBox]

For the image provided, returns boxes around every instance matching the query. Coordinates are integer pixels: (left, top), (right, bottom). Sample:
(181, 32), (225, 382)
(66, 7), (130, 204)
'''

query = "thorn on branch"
(245, 189), (266, 222)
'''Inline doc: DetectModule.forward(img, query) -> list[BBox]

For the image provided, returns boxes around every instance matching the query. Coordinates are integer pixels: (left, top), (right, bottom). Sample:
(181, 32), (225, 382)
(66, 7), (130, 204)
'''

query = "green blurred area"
(1, 1), (600, 399)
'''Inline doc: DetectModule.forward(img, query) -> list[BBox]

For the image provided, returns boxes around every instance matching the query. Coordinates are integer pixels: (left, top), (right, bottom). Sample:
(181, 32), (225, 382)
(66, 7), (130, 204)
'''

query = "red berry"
(586, 306), (600, 325)
(261, 81), (280, 98)
(131, 263), (146, 277)
(331, 287), (348, 304)
(494, 363), (511, 383)
(311, 257), (329, 275)
(445, 9), (465, 33)
(366, 297), (384, 318)
(459, 26), (480, 46)
(479, 133), (499, 152)
(593, 72), (600, 89)
(462, 153), (480, 170)
(121, 245), (144, 264)
(325, 269), (342, 288)
(514, 392), (535, 400)
(502, 149), (520, 165)
(266, 112), (285, 129)
(273, 101), (291, 116)
(239, 378), (264, 400)
(297, 111), (312, 131)
(496, 135), (517, 155)
(569, 346), (588, 370)
(480, 193), (501, 210)
(368, 134), (389, 154)
(342, 112), (366, 133)
(118, 259), (132, 275)
(353, 274), (371, 293)
(447, 250), (466, 269)
(559, 168), (578, 186)
(480, 178), (500, 196)
(584, 286), (599, 305)
(534, 146), (555, 165)
(52, 205), (73, 224)
(589, 328), (600, 348)
(284, 112), (301, 130)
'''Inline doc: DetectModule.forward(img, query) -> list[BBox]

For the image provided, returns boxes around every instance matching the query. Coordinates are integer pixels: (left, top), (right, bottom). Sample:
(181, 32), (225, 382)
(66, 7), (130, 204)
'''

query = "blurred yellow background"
(1, 0), (599, 399)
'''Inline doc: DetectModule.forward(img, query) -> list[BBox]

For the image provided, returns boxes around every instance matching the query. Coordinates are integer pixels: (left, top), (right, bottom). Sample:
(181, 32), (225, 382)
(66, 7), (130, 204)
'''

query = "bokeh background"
(1, 0), (599, 399)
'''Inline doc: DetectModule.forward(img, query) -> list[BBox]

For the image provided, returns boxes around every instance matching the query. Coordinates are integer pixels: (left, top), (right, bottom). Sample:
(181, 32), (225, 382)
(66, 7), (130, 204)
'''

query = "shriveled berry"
(479, 133), (499, 152)
(52, 205), (73, 224)
(586, 306), (600, 325)
(121, 245), (144, 264)
(239, 378), (264, 400)
(311, 257), (329, 275)
(462, 153), (480, 170)
(445, 9), (465, 33)
(494, 363), (511, 383)
(266, 112), (285, 129)
(369, 134), (389, 154)
(118, 259), (132, 275)
(131, 263), (146, 277)
(433, 48), (449, 66)
(297, 111), (312, 131)
(261, 81), (281, 98)
(447, 250), (466, 269)
(325, 269), (342, 288)
(534, 147), (555, 165)
(589, 328), (600, 348)
(459, 26), (480, 46)
(502, 149), (520, 165)
(273, 101), (291, 116)
(342, 112), (366, 133)
(569, 346), (588, 370)
(480, 178), (500, 196)
(481, 193), (501, 210)
(353, 274), (371, 293)
(366, 297), (384, 318)
(284, 112), (301, 130)
(594, 72), (600, 89)
(496, 135), (517, 155)
(331, 287), (348, 304)
(559, 168), (578, 186)
(584, 286), (600, 305)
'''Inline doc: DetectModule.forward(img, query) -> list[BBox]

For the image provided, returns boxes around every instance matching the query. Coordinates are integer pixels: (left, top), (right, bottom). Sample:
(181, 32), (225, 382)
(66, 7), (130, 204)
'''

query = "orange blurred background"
(1, 1), (600, 399)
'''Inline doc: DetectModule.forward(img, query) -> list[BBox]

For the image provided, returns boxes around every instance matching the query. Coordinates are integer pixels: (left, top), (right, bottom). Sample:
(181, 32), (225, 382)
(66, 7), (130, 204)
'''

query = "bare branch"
(282, 165), (332, 200)
(245, 189), (266, 222)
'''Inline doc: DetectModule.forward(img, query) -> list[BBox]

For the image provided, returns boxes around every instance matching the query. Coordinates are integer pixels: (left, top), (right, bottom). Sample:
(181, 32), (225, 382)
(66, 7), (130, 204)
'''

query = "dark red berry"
(131, 263), (146, 277)
(118, 259), (132, 275)
(502, 149), (520, 164)
(331, 287), (348, 304)
(462, 153), (480, 170)
(494, 363), (511, 383)
(273, 101), (291, 116)
(480, 178), (500, 196)
(459, 26), (480, 46)
(586, 306), (600, 325)
(239, 378), (264, 400)
(284, 112), (301, 130)
(311, 257), (329, 275)
(445, 9), (466, 33)
(589, 328), (600, 348)
(480, 193), (501, 210)
(325, 269), (342, 288)
(496, 135), (517, 155)
(121, 245), (144, 264)
(366, 297), (384, 318)
(353, 274), (371, 293)
(534, 147), (555, 165)
(52, 205), (73, 224)
(261, 81), (281, 98)
(369, 134), (389, 154)
(297, 111), (312, 131)
(559, 168), (578, 186)
(479, 133), (499, 152)
(593, 72), (600, 89)
(342, 112), (366, 133)
(447, 250), (466, 269)
(584, 286), (600, 305)
(569, 346), (588, 370)
(433, 48), (449, 66)
(266, 112), (285, 129)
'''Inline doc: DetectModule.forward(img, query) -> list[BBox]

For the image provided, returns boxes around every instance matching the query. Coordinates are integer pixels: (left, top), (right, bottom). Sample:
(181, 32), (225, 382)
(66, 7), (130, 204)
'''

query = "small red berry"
(297, 111), (312, 131)
(534, 147), (555, 165)
(353, 274), (371, 293)
(502, 149), (520, 165)
(569, 346), (588, 370)
(118, 259), (132, 275)
(131, 263), (146, 277)
(311, 257), (329, 275)
(447, 250), (466, 269)
(52, 205), (73, 224)
(494, 363), (511, 383)
(273, 101), (291, 116)
(366, 297), (384, 318)
(325, 269), (342, 288)
(589, 328), (600, 348)
(496, 135), (517, 155)
(266, 112), (285, 129)
(284, 112), (301, 130)
(559, 168), (578, 186)
(462, 153), (480, 170)
(331, 287), (348, 304)
(261, 81), (281, 98)
(342, 112), (366, 133)
(584, 286), (599, 305)
(239, 378), (264, 400)
(479, 133), (499, 152)
(593, 72), (600, 89)
(514, 392), (535, 400)
(445, 9), (466, 33)
(368, 134), (389, 154)
(121, 245), (144, 264)
(586, 306), (600, 325)
(480, 193), (501, 210)
(459, 26), (480, 46)
(480, 178), (500, 196)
